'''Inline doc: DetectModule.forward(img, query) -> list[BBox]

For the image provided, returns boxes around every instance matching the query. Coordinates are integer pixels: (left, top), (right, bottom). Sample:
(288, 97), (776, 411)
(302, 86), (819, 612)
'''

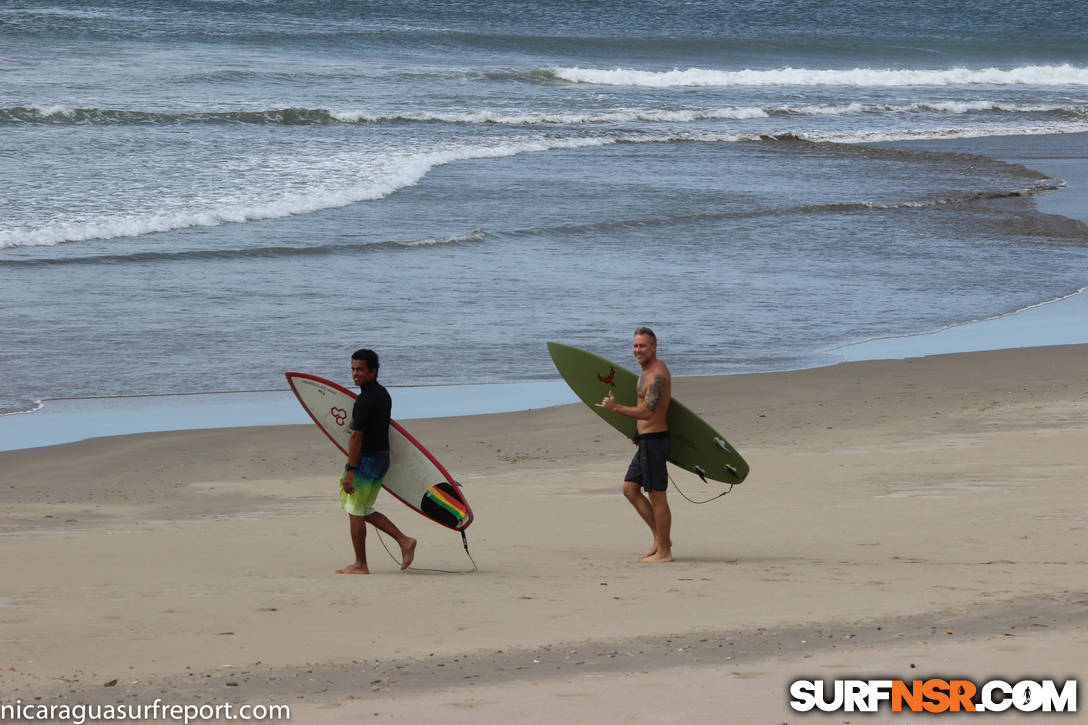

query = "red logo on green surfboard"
(597, 367), (616, 387)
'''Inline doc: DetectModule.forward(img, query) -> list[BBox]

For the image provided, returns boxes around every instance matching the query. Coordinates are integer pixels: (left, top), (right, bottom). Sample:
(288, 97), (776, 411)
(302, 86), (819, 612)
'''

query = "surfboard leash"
(668, 471), (735, 504)
(375, 529), (479, 574)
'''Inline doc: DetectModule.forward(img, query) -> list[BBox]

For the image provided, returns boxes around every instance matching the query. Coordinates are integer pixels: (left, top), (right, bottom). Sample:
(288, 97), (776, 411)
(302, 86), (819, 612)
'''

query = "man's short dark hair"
(634, 327), (657, 344)
(352, 348), (380, 373)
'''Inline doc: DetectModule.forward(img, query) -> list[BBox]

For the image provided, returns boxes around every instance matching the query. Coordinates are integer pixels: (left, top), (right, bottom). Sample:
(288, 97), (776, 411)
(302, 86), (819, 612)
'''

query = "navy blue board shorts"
(625, 431), (670, 491)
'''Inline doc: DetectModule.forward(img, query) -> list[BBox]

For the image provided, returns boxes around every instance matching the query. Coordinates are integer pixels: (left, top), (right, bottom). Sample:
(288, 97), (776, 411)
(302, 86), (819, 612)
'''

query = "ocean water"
(2, 0), (1087, 419)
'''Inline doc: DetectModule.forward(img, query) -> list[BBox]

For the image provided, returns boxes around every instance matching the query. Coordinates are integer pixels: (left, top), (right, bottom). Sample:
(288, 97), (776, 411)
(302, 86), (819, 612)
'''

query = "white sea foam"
(793, 121), (1088, 144)
(328, 107), (772, 124)
(9, 99), (1081, 129)
(326, 100), (1083, 126)
(618, 122), (1088, 146)
(391, 230), (485, 247)
(0, 136), (613, 249)
(0, 399), (43, 416)
(30, 104), (79, 116)
(550, 64), (1088, 87)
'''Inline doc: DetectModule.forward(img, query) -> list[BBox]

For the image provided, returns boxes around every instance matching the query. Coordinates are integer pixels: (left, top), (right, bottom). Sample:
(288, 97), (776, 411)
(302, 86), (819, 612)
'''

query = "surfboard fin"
(724, 464), (738, 479)
(693, 465), (708, 483)
(714, 437), (733, 454)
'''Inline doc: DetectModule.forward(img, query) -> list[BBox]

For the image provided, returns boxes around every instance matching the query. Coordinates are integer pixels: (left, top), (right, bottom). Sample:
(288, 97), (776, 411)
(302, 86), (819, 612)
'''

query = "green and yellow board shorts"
(339, 455), (390, 517)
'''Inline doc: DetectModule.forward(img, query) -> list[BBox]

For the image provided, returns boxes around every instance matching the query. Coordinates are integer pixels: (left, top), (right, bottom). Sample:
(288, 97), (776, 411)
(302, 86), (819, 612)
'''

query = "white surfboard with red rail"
(286, 372), (473, 531)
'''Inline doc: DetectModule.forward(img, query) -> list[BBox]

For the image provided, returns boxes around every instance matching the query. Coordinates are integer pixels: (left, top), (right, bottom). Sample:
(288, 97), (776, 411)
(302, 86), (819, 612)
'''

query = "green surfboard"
(547, 341), (749, 485)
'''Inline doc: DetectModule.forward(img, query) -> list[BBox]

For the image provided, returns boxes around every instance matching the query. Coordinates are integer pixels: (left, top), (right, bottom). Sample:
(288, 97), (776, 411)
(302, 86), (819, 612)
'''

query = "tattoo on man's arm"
(645, 375), (666, 412)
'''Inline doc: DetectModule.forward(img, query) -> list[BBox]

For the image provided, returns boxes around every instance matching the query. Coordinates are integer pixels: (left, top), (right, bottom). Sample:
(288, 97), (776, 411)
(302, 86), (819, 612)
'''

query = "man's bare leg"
(638, 490), (673, 562)
(364, 511), (417, 570)
(336, 514), (370, 574)
(623, 480), (660, 558)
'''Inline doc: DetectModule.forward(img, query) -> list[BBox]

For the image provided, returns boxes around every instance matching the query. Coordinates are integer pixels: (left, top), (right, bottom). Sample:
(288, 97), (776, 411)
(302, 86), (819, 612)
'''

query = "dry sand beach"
(2, 344), (1086, 723)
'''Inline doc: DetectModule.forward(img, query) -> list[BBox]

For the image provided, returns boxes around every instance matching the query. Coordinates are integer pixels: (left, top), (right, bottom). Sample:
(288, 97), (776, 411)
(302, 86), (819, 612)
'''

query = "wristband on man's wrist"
(345, 463), (357, 472)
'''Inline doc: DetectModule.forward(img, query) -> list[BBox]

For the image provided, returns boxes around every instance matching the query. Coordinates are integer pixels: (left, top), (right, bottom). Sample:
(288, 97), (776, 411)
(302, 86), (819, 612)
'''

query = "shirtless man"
(597, 327), (673, 563)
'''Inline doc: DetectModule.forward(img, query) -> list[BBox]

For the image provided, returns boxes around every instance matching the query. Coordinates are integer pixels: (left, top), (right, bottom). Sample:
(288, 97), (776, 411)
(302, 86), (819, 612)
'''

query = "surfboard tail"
(421, 482), (473, 530)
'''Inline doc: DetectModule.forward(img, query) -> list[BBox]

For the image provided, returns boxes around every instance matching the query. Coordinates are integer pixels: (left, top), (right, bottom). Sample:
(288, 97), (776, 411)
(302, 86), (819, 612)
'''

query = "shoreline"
(5, 281), (1087, 451)
(0, 381), (578, 453)
(4, 291), (1086, 452)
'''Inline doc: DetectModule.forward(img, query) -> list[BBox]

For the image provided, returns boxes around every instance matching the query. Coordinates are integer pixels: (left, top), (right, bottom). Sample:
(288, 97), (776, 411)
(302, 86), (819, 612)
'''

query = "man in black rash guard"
(336, 348), (417, 574)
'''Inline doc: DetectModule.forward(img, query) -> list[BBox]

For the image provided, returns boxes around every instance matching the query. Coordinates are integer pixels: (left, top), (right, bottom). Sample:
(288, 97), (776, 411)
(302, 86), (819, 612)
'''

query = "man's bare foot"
(336, 563), (370, 574)
(400, 538), (417, 570)
(643, 537), (673, 558)
(637, 549), (673, 563)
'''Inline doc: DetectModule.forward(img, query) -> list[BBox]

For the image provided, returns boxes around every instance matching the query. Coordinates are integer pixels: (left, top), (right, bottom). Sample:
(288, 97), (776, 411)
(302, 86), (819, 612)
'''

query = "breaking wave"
(4, 99), (1085, 127)
(546, 64), (1088, 87)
